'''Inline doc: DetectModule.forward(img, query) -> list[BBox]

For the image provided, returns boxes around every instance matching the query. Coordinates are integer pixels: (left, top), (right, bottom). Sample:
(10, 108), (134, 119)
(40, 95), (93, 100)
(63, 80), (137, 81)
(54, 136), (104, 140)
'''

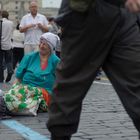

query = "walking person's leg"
(13, 48), (24, 70)
(0, 50), (4, 82)
(5, 49), (13, 82)
(47, 1), (121, 139)
(12, 48), (18, 70)
(103, 8), (140, 136)
(18, 48), (24, 63)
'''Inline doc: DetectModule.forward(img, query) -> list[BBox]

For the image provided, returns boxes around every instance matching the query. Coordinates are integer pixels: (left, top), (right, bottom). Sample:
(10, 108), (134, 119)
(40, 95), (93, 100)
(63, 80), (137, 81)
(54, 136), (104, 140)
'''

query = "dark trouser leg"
(51, 135), (71, 140)
(103, 21), (140, 133)
(0, 50), (4, 82)
(5, 50), (13, 82)
(47, 0), (121, 138)
(12, 48), (18, 70)
(13, 48), (24, 70)
(18, 48), (24, 63)
(5, 49), (13, 74)
(104, 43), (140, 134)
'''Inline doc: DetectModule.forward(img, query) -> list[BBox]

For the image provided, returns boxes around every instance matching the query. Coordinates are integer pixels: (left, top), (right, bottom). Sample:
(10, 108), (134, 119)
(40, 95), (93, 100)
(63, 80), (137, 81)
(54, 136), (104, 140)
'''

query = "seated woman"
(3, 32), (60, 116)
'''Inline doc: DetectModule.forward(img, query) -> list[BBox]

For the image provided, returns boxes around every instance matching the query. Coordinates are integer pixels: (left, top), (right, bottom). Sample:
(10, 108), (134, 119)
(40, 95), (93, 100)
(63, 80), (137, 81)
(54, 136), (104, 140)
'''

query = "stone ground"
(0, 74), (139, 140)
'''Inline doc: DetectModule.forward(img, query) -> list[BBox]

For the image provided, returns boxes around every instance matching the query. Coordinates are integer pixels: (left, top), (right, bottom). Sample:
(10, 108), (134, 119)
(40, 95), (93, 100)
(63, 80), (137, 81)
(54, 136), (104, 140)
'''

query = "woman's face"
(39, 38), (51, 56)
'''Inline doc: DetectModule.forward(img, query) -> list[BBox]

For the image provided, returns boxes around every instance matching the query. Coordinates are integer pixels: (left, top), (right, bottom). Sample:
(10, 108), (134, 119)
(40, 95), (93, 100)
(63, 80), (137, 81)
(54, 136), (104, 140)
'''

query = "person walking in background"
(12, 23), (24, 70)
(47, 17), (61, 58)
(47, 0), (140, 140)
(0, 11), (14, 83)
(19, 1), (48, 54)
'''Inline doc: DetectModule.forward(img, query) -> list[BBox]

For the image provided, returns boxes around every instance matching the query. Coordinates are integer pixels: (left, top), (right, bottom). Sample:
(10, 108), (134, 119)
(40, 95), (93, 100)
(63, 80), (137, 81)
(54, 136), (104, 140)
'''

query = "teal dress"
(16, 52), (60, 94)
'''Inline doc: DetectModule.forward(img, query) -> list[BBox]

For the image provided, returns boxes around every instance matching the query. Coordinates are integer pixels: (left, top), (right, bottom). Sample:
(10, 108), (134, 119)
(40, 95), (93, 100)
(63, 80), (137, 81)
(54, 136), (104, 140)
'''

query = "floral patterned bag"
(3, 83), (48, 116)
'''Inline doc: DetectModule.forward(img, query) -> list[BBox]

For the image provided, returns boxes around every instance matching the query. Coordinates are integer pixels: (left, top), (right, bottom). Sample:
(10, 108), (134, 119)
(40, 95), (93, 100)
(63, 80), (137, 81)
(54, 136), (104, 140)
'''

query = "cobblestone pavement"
(0, 76), (139, 140)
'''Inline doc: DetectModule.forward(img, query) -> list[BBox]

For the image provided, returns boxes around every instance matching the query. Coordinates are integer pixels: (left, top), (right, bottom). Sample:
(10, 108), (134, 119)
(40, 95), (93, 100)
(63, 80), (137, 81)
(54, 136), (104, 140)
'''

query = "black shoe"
(51, 135), (71, 140)
(5, 73), (13, 82)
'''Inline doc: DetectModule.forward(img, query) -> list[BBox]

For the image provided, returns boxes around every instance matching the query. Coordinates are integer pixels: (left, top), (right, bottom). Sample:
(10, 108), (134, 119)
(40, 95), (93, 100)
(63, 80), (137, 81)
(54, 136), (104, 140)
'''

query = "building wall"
(37, 0), (42, 8)
(2, 1), (31, 22)
(0, 0), (59, 25)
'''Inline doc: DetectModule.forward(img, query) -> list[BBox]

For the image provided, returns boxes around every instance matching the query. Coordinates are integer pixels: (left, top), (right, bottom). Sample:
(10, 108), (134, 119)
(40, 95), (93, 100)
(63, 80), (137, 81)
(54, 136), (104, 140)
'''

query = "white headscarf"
(40, 32), (60, 53)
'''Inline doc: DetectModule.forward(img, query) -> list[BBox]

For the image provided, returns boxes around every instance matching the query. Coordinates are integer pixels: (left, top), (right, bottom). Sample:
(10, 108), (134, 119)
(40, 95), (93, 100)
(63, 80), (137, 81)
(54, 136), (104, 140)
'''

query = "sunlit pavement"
(0, 74), (139, 140)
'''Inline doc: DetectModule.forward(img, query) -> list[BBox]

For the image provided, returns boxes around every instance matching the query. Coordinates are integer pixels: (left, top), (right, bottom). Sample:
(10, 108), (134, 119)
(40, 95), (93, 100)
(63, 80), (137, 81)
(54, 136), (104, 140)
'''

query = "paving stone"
(0, 76), (139, 140)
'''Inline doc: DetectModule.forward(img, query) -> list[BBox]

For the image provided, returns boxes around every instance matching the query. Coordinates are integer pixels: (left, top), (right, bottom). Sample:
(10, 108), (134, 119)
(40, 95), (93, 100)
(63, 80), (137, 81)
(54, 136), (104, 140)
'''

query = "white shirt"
(20, 13), (48, 45)
(12, 29), (24, 48)
(1, 18), (14, 50)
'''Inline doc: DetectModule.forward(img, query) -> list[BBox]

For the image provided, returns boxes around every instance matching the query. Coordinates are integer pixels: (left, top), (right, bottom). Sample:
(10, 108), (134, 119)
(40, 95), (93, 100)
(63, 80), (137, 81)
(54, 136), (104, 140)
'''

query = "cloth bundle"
(3, 83), (50, 116)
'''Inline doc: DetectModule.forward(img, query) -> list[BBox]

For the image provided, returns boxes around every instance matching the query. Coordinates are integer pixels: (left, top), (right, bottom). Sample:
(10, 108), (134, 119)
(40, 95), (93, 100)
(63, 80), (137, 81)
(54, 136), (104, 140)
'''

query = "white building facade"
(0, 0), (60, 24)
(42, 0), (62, 8)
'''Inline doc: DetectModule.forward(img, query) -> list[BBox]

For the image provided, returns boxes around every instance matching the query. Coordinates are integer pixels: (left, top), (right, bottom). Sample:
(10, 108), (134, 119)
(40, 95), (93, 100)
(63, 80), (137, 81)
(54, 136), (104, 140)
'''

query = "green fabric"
(4, 83), (48, 116)
(70, 0), (93, 12)
(16, 52), (60, 94)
